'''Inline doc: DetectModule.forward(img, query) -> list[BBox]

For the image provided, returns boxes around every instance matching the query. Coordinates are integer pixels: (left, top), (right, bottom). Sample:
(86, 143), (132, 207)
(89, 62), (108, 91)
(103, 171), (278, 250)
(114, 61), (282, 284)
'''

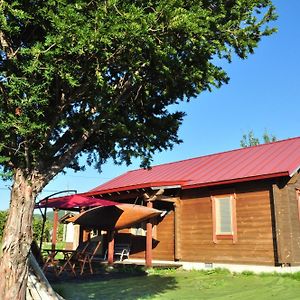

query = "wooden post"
(145, 201), (153, 268)
(174, 200), (182, 261)
(78, 207), (85, 245)
(107, 230), (115, 265)
(82, 229), (90, 243)
(51, 209), (59, 250)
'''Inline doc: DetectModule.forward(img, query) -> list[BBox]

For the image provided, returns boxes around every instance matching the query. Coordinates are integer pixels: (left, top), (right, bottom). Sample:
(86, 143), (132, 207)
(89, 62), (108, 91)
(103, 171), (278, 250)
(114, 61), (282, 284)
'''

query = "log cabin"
(82, 137), (300, 270)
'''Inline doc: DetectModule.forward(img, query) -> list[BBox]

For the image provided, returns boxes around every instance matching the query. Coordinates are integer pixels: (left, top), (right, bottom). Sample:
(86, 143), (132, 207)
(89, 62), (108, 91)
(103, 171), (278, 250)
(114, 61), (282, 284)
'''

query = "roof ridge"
(125, 136), (300, 172)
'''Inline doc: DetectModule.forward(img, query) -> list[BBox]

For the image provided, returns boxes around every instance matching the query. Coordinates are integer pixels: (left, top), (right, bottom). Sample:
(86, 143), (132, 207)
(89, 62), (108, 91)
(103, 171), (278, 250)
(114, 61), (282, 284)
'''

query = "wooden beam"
(82, 229), (90, 243)
(157, 196), (180, 203)
(143, 193), (150, 201)
(143, 189), (165, 202)
(51, 209), (59, 251)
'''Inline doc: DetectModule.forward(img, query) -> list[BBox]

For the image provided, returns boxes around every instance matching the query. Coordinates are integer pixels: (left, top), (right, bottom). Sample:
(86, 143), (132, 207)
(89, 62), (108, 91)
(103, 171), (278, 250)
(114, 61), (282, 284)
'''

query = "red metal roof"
(88, 137), (300, 195)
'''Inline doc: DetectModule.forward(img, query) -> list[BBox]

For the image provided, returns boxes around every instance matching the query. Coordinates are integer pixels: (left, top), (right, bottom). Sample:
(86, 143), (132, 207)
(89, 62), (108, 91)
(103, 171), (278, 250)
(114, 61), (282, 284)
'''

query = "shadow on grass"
(53, 273), (177, 300)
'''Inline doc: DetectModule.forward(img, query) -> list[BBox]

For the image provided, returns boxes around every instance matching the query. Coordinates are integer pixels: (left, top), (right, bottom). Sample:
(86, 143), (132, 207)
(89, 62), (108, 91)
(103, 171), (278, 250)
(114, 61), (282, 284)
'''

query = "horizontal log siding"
(153, 212), (175, 260)
(273, 173), (300, 265)
(130, 211), (175, 260)
(180, 185), (275, 265)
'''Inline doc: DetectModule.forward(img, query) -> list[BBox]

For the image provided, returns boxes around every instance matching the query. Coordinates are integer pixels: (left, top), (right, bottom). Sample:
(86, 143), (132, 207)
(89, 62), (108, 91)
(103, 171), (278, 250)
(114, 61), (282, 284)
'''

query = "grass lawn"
(52, 268), (300, 300)
(42, 241), (66, 259)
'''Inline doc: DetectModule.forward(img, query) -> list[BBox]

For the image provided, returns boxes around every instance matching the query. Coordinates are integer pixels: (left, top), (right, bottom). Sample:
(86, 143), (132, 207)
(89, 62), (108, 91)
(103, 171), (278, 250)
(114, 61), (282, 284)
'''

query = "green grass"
(42, 241), (66, 259)
(53, 268), (300, 300)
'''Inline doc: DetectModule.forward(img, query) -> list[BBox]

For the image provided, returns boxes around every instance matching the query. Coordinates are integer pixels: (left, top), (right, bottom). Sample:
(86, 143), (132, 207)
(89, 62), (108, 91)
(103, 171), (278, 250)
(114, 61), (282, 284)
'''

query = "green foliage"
(0, 0), (277, 183)
(32, 214), (64, 242)
(240, 270), (255, 276)
(32, 216), (51, 242)
(240, 130), (277, 147)
(0, 210), (8, 240)
(1, 211), (64, 242)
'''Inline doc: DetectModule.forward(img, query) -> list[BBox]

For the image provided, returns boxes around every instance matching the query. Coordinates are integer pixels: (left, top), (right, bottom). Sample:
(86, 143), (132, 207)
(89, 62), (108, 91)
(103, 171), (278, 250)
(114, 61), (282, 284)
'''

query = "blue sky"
(0, 0), (299, 210)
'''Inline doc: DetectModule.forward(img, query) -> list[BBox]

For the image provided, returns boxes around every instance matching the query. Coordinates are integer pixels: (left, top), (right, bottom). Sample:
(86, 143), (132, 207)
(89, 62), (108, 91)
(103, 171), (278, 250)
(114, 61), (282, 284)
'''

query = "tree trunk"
(27, 252), (64, 300)
(0, 169), (51, 300)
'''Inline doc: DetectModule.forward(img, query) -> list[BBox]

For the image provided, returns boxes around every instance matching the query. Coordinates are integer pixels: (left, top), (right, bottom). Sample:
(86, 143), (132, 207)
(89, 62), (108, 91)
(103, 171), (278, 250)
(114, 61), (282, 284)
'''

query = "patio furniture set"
(42, 240), (131, 276)
(42, 240), (108, 276)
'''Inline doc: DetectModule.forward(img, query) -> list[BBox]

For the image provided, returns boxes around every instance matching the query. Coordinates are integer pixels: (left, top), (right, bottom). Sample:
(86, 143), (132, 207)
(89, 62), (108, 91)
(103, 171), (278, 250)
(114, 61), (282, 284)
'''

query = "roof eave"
(84, 180), (186, 197)
(182, 171), (290, 190)
(84, 172), (291, 196)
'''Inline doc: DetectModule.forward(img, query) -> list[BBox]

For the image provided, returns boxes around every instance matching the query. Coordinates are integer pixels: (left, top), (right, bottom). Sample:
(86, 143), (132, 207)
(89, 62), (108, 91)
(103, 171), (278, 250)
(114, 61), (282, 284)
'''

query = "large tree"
(0, 0), (276, 298)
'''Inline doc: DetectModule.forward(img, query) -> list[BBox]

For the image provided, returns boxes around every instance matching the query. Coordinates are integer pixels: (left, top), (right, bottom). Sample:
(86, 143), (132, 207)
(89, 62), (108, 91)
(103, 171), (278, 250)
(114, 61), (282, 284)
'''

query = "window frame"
(211, 193), (237, 244)
(130, 219), (157, 239)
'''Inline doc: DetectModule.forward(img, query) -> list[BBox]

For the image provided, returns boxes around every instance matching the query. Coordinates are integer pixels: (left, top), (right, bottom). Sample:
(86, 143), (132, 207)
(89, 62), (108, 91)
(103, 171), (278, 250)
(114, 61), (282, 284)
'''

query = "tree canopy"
(240, 130), (277, 147)
(0, 1), (277, 298)
(0, 0), (276, 184)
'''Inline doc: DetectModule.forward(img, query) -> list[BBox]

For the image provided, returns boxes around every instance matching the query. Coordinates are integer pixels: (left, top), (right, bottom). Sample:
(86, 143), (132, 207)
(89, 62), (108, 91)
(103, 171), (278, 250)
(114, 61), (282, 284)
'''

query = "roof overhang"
(151, 185), (181, 190)
(85, 180), (186, 197)
(182, 171), (290, 190)
(85, 172), (292, 196)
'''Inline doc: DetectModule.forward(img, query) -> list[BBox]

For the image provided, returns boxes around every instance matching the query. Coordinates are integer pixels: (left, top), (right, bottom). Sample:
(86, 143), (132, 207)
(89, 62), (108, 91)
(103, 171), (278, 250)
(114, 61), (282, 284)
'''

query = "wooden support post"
(82, 229), (90, 243)
(174, 200), (182, 261)
(51, 209), (59, 251)
(107, 231), (115, 265)
(145, 201), (153, 268)
(79, 207), (85, 245)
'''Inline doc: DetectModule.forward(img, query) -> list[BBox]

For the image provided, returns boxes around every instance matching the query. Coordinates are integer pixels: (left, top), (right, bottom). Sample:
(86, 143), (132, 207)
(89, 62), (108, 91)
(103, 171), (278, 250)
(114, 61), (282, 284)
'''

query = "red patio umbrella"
(36, 194), (118, 210)
(35, 194), (119, 250)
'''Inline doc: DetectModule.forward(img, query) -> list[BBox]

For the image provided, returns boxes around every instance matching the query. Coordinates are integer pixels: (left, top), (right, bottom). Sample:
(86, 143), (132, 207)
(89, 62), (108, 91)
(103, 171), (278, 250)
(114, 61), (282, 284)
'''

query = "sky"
(0, 0), (299, 210)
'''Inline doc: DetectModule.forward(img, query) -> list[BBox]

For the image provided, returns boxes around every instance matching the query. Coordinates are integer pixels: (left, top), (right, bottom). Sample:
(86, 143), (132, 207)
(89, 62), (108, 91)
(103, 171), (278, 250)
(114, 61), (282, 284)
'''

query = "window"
(130, 220), (157, 239)
(130, 222), (147, 236)
(211, 194), (237, 243)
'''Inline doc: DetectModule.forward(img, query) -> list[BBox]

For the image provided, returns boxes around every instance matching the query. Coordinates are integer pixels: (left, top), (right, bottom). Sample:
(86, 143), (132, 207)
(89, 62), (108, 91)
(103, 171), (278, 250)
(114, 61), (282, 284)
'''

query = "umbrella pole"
(36, 189), (77, 252)
(39, 204), (48, 252)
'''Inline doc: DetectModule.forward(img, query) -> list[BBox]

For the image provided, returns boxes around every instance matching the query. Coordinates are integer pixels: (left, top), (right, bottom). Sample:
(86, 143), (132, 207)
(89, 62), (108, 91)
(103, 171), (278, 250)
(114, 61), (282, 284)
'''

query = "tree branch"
(45, 128), (94, 181)
(0, 30), (18, 59)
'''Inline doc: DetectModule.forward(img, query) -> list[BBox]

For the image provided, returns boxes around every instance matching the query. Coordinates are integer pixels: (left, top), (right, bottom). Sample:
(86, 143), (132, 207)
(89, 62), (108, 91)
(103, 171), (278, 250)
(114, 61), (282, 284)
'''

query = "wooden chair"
(114, 243), (131, 261)
(57, 241), (90, 276)
(77, 240), (102, 275)
(104, 243), (131, 261)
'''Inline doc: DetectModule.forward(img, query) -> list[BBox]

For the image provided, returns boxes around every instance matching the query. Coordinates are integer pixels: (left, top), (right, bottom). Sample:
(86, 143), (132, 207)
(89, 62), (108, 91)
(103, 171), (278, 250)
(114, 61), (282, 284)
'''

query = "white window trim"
(211, 193), (237, 244)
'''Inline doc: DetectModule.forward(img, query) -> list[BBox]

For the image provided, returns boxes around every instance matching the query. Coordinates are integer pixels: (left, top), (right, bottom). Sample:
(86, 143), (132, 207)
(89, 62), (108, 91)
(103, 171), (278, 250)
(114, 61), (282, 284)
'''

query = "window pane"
(217, 197), (232, 234)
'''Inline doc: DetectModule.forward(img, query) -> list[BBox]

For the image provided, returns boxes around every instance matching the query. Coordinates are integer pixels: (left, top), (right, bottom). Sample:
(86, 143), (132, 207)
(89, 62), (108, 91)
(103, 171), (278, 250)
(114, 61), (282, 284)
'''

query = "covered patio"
(35, 193), (163, 276)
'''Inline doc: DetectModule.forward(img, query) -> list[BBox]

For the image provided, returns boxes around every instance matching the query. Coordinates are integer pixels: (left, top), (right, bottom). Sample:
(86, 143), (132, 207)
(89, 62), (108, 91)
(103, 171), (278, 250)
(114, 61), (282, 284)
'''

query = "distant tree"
(32, 216), (52, 242)
(262, 131), (277, 144)
(0, 211), (8, 240)
(240, 130), (277, 147)
(0, 1), (276, 298)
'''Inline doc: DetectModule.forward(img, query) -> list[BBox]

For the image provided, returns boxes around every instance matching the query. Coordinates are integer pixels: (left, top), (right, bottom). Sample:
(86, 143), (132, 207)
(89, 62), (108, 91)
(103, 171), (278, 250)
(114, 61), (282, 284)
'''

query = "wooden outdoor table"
(43, 249), (76, 276)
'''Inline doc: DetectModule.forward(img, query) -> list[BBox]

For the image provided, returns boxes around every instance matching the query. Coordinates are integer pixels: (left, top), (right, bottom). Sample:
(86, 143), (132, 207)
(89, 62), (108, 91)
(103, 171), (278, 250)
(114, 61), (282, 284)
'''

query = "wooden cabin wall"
(180, 182), (276, 265)
(152, 211), (175, 260)
(272, 172), (300, 266)
(128, 211), (175, 260)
